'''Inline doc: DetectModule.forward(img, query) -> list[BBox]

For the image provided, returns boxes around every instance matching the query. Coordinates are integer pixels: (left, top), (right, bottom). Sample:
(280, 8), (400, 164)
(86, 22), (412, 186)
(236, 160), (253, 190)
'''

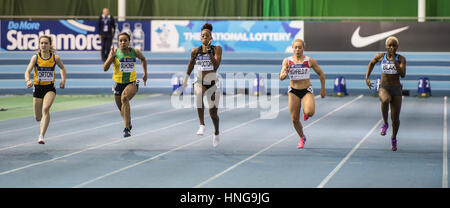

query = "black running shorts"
(33, 84), (56, 99)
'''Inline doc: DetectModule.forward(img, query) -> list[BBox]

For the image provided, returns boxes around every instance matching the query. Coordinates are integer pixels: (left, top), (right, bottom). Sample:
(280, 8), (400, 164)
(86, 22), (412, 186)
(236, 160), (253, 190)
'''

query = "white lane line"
(0, 95), (164, 134)
(72, 114), (276, 188)
(0, 95), (242, 151)
(443, 96), (448, 188)
(0, 107), (183, 152)
(317, 119), (383, 188)
(72, 95), (284, 188)
(194, 95), (364, 188)
(0, 118), (198, 176)
(0, 95), (262, 176)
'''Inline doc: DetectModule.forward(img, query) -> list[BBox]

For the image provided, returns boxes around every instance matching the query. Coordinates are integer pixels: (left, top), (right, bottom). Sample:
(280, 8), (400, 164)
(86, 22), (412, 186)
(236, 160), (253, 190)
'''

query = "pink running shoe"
(391, 138), (397, 151)
(380, 123), (388, 136)
(297, 137), (306, 149)
(302, 111), (309, 121)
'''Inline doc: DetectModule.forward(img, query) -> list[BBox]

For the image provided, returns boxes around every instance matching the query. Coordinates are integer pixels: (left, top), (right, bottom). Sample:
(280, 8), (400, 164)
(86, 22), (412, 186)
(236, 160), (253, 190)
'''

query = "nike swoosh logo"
(351, 26), (409, 48)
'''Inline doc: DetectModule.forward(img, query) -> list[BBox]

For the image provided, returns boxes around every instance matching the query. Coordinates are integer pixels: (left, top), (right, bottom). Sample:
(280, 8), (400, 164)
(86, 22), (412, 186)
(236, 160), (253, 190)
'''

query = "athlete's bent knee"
(304, 109), (315, 117)
(42, 107), (50, 115)
(121, 95), (129, 104)
(380, 97), (390, 105)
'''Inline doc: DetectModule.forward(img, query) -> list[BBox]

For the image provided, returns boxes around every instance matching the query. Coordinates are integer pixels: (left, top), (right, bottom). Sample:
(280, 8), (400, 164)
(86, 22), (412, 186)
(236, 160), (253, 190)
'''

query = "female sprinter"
(280, 39), (326, 149)
(365, 36), (406, 151)
(182, 23), (223, 147)
(104, 32), (148, 138)
(24, 35), (67, 144)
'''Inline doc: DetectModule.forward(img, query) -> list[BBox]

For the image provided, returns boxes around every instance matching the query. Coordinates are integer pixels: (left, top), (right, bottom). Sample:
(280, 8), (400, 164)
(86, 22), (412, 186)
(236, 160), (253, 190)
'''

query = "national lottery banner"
(0, 20), (150, 51)
(151, 20), (304, 52)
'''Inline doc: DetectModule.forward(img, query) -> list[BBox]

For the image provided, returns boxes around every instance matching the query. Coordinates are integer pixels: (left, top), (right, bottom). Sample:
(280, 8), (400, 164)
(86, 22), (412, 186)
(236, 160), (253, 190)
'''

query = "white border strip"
(443, 96), (448, 188)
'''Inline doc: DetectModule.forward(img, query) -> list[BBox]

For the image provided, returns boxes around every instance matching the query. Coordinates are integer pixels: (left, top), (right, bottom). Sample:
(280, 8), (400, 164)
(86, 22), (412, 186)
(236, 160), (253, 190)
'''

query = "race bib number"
(196, 56), (213, 71)
(120, 58), (136, 72)
(37, 69), (54, 81)
(381, 61), (398, 74)
(288, 65), (310, 80)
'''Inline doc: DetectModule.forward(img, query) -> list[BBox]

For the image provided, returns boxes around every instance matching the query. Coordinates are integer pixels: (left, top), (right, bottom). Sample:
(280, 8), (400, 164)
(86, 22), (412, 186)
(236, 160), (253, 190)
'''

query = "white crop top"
(287, 56), (311, 80)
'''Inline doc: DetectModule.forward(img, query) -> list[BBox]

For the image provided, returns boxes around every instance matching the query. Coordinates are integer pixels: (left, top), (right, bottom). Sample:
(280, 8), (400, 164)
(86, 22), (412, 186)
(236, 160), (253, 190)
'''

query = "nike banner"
(304, 22), (450, 52)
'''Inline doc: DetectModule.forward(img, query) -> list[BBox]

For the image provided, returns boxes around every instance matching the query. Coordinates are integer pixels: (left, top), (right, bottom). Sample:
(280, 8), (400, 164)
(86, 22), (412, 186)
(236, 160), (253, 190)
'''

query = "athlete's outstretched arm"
(182, 48), (198, 87)
(365, 53), (383, 89)
(279, 58), (289, 80)
(24, 55), (37, 88)
(104, 46), (117, 71)
(187, 48), (198, 76)
(135, 49), (148, 86)
(55, 55), (67, 89)
(310, 57), (326, 98)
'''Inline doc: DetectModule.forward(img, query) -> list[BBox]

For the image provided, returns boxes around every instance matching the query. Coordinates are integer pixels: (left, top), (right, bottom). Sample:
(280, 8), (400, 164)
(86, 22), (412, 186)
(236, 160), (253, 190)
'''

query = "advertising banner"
(1, 20), (151, 51)
(151, 20), (304, 52)
(113, 21), (150, 51)
(3, 20), (448, 52)
(304, 22), (450, 52)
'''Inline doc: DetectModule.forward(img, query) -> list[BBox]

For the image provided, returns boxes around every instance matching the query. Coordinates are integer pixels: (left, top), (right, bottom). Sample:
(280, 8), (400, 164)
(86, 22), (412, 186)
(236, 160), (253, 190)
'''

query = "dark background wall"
(1, 0), (449, 18)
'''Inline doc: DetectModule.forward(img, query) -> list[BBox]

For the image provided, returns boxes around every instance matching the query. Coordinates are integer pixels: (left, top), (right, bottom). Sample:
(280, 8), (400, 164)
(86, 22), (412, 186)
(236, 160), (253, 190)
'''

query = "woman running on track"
(182, 23), (223, 147)
(365, 36), (406, 151)
(104, 32), (148, 138)
(280, 39), (326, 149)
(24, 35), (67, 144)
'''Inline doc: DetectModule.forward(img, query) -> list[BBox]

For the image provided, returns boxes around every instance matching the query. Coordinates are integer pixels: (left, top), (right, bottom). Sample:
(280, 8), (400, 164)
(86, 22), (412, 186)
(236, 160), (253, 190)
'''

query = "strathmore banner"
(0, 20), (150, 51)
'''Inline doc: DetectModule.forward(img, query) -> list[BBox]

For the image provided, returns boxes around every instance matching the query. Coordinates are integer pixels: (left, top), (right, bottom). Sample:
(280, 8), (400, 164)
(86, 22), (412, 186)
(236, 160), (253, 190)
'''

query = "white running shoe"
(213, 135), (220, 147)
(197, 125), (205, 136)
(38, 135), (45, 144)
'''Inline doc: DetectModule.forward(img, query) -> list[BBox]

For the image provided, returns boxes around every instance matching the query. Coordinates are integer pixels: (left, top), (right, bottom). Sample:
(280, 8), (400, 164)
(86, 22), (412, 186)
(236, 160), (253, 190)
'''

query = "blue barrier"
(418, 77), (432, 97)
(333, 76), (348, 97)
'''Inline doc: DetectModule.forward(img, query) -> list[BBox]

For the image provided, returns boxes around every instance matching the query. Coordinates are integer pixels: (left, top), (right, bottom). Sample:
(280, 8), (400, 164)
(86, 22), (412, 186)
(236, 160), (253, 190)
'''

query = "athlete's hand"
(110, 45), (117, 57)
(280, 68), (289, 79)
(60, 80), (66, 89)
(26, 80), (33, 88)
(207, 39), (212, 50)
(366, 78), (373, 89)
(142, 74), (147, 86)
(320, 89), (326, 98)
(282, 68), (289, 76)
(182, 75), (189, 88)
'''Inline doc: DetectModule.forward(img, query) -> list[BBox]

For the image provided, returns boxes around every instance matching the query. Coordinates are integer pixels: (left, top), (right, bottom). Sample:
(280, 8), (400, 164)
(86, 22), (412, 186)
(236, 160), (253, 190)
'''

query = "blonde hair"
(292, 39), (305, 47)
(385, 36), (399, 45)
